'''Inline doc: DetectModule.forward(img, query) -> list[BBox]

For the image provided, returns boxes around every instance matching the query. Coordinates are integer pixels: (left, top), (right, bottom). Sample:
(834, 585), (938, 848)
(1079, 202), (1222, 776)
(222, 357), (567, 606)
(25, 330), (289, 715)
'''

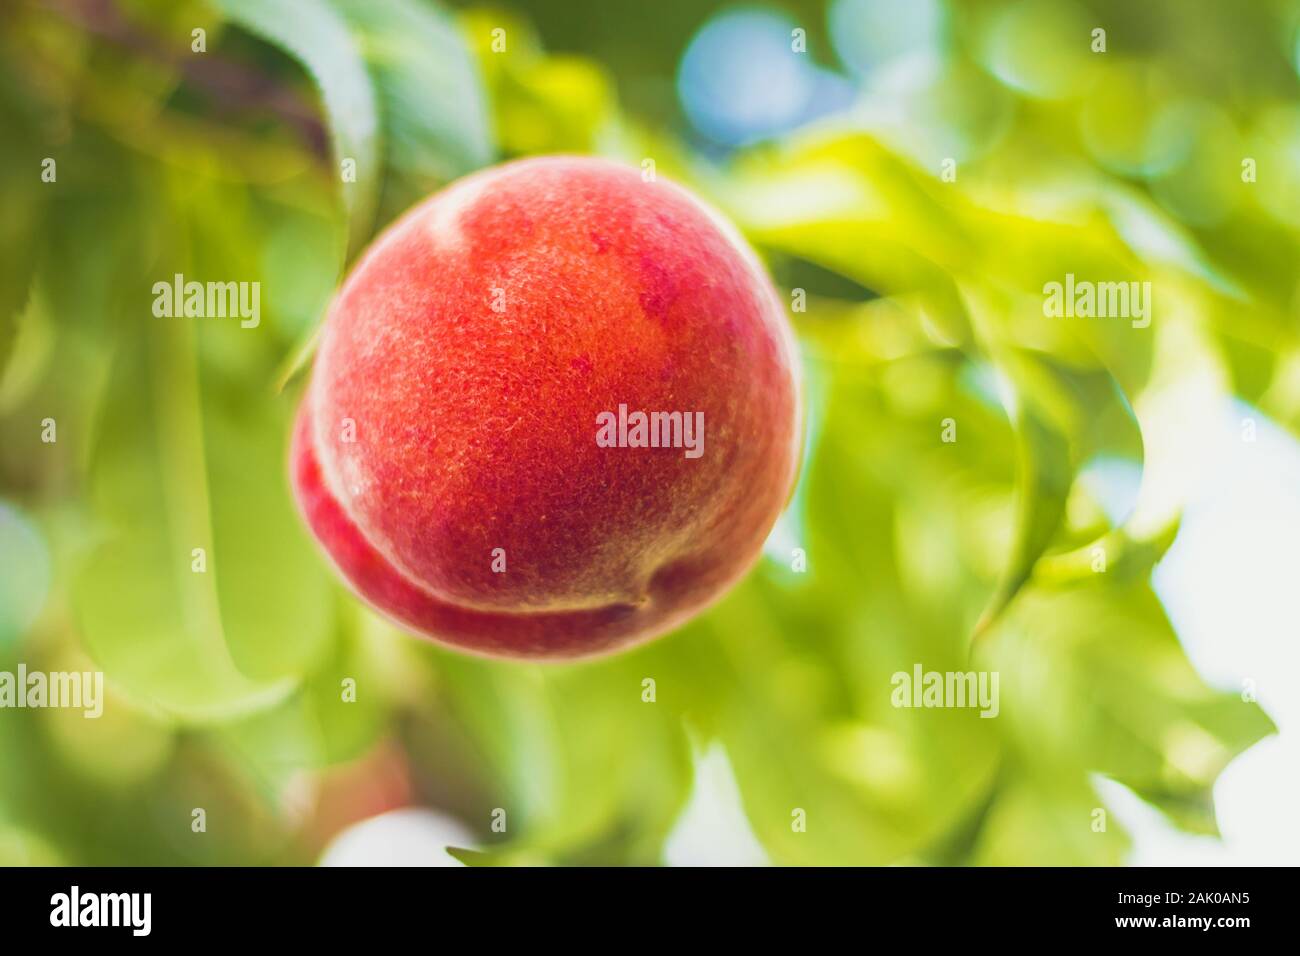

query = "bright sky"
(1105, 398), (1300, 865)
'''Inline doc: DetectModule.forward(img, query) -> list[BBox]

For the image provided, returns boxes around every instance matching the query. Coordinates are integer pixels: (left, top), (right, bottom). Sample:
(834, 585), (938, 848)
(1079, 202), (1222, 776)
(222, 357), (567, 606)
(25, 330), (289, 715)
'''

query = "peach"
(290, 156), (801, 659)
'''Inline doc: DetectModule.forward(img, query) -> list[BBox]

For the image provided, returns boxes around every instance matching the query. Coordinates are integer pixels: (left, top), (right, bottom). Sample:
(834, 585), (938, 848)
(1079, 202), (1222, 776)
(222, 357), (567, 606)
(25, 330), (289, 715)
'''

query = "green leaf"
(0, 501), (51, 649)
(199, 372), (333, 681)
(0, 73), (45, 381)
(73, 310), (299, 721)
(691, 574), (1002, 866)
(0, 824), (65, 867)
(328, 0), (494, 209)
(986, 578), (1275, 839)
(971, 351), (1077, 638)
(971, 770), (1129, 865)
(423, 644), (693, 864)
(202, 612), (391, 802)
(71, 168), (335, 721)
(212, 0), (380, 246)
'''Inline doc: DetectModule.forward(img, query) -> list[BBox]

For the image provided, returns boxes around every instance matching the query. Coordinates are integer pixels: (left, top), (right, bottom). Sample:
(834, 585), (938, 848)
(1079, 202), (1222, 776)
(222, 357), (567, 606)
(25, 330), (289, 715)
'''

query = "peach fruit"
(291, 156), (800, 659)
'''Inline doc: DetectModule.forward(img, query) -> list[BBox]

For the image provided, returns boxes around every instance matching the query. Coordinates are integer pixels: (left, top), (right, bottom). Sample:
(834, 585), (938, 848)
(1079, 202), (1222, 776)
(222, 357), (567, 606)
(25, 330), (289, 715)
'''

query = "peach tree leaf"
(985, 578), (1276, 840)
(213, 0), (380, 249)
(420, 641), (694, 865)
(328, 0), (495, 212)
(70, 169), (335, 721)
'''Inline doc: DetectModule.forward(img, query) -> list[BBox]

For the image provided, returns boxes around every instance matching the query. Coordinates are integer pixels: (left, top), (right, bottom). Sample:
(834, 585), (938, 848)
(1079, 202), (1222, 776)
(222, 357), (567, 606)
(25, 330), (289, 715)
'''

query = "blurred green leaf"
(212, 0), (380, 246)
(330, 0), (494, 208)
(972, 367), (1073, 640)
(425, 645), (693, 864)
(971, 769), (1128, 866)
(73, 312), (300, 720)
(988, 578), (1275, 840)
(0, 501), (51, 649)
(70, 165), (335, 721)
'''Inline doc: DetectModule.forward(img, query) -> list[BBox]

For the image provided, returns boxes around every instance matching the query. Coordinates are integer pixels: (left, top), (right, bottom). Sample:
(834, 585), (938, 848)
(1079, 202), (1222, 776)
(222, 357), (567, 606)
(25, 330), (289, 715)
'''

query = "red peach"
(291, 156), (801, 660)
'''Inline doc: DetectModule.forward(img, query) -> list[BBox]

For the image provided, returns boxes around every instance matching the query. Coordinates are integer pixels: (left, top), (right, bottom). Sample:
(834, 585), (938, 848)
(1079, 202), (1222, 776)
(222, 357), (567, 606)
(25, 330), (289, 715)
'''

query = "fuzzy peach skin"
(291, 156), (801, 660)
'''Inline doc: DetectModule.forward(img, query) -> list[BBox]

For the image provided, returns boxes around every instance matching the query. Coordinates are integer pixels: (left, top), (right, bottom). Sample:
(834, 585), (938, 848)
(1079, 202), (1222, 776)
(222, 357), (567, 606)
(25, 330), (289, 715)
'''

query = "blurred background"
(0, 0), (1297, 865)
